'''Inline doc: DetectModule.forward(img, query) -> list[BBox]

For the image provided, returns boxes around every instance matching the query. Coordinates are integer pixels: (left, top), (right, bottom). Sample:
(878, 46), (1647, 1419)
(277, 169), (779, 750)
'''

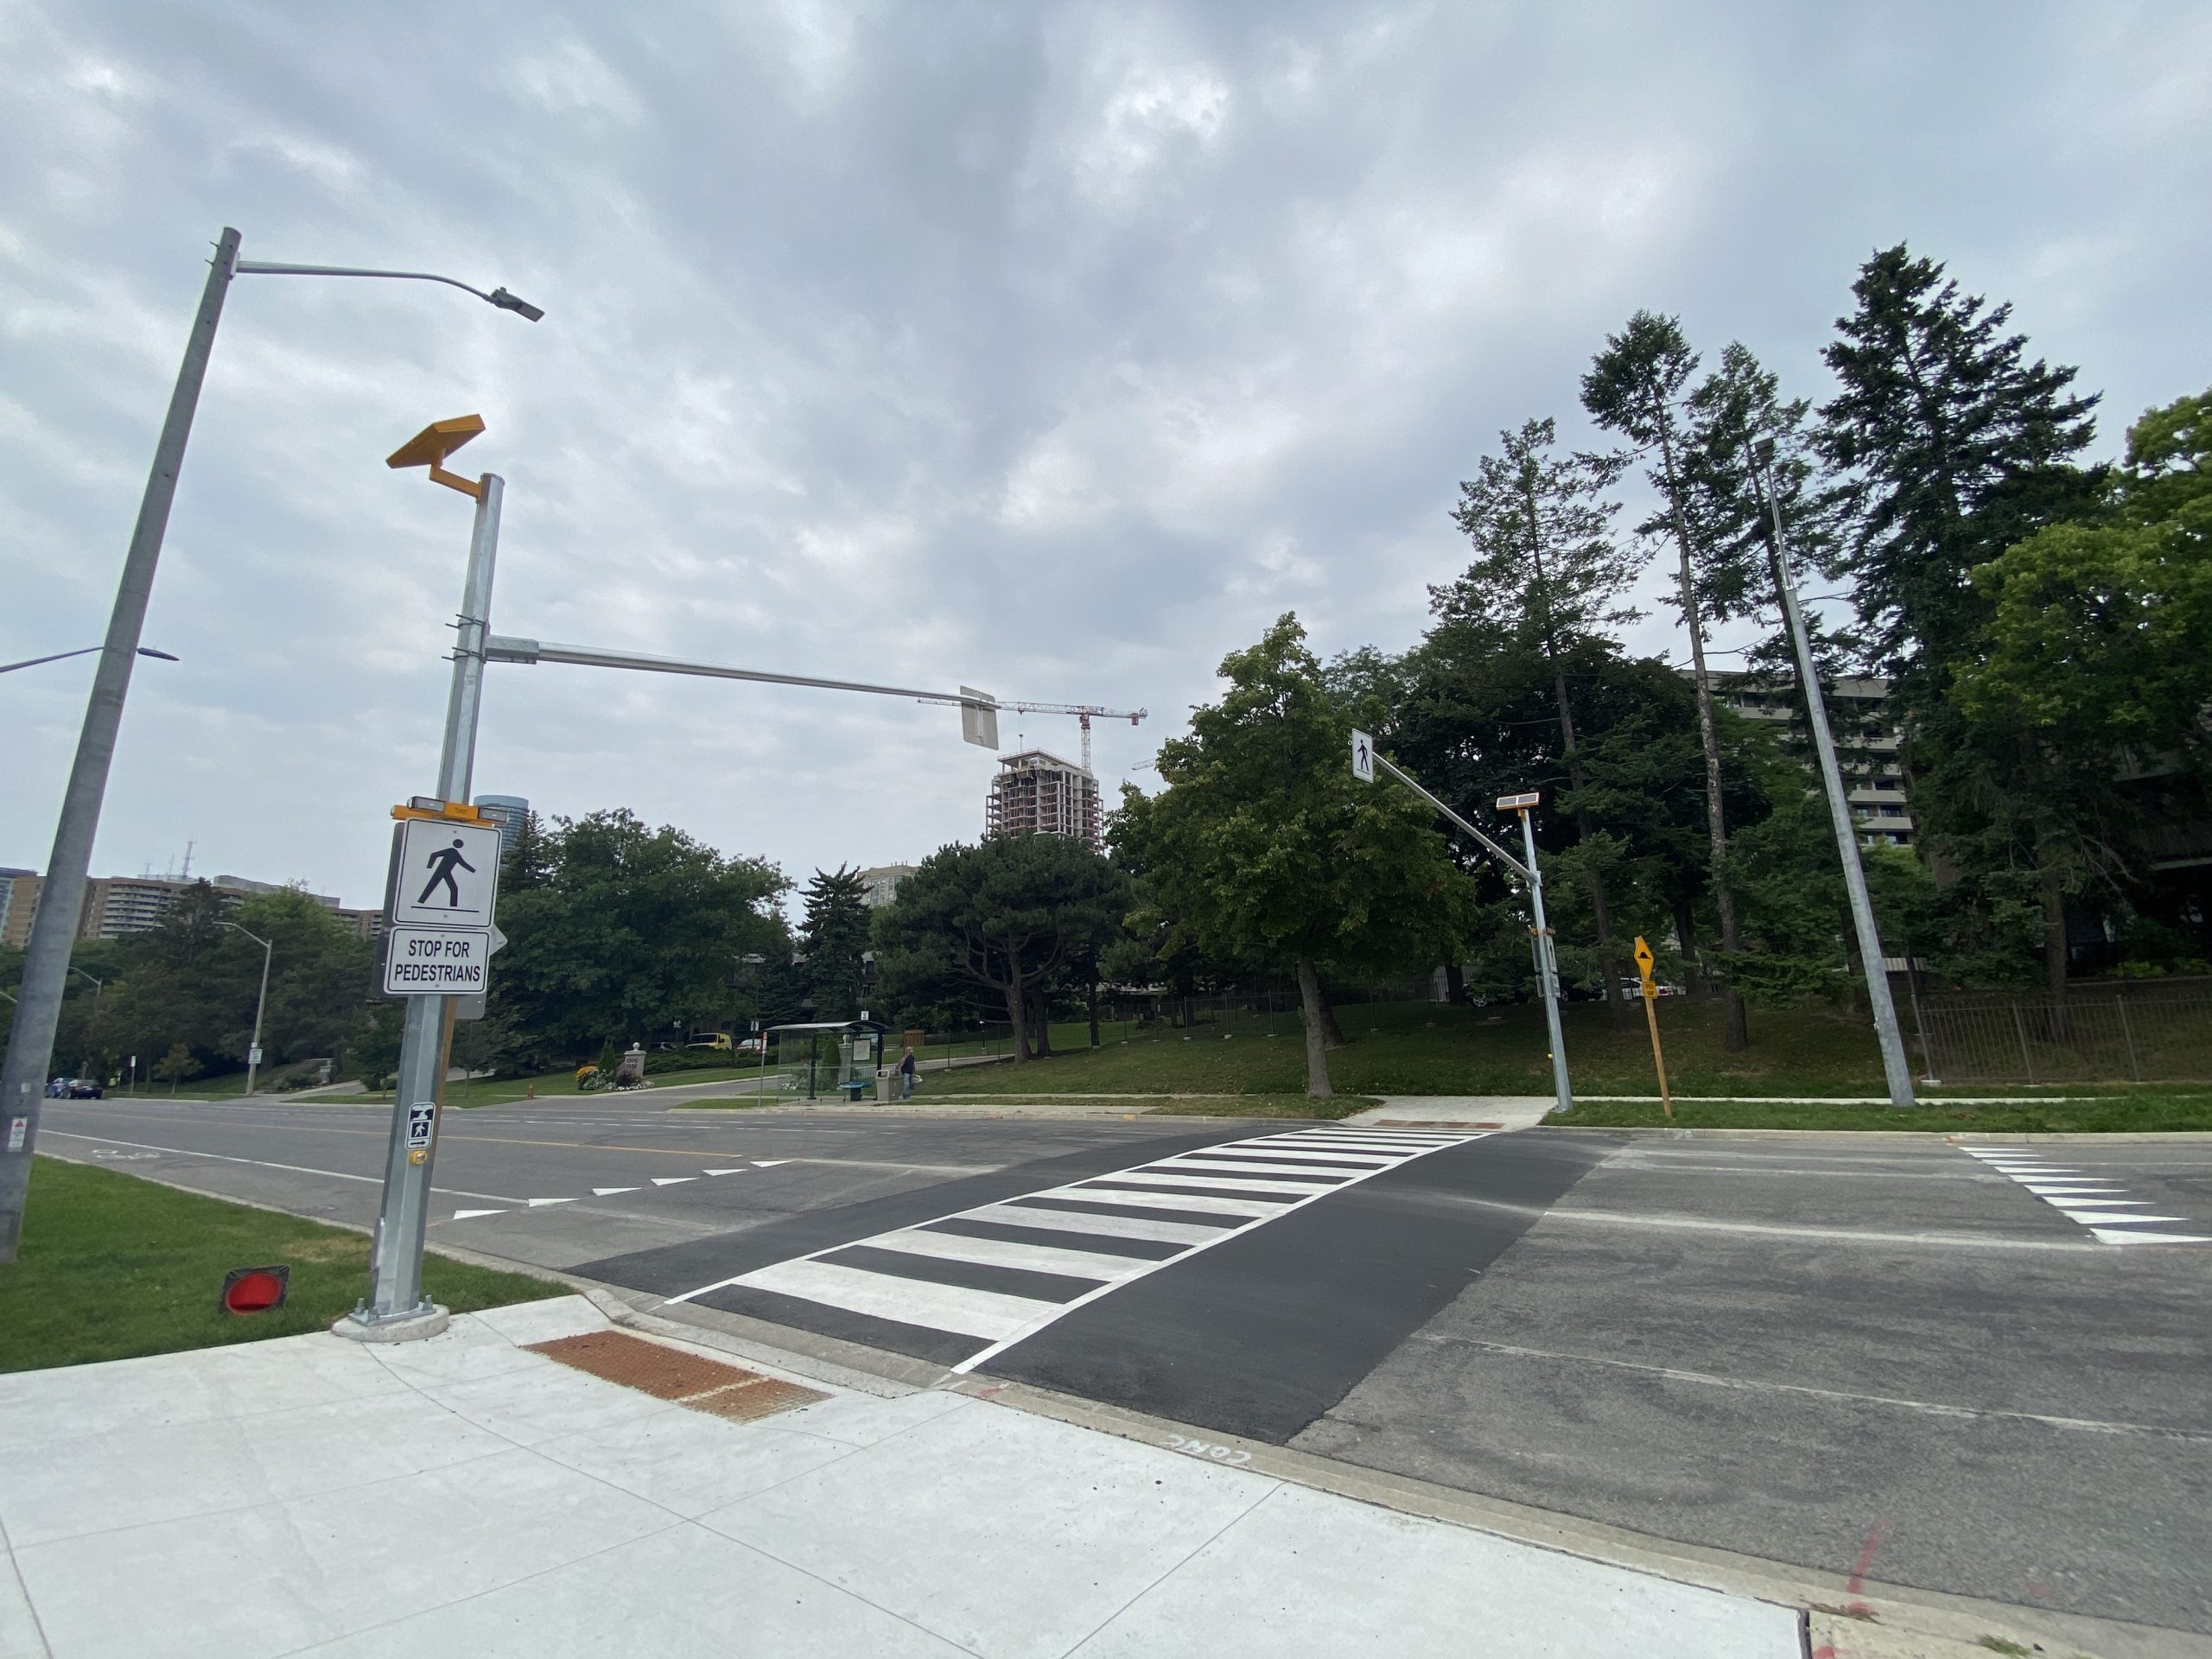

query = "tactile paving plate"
(526, 1329), (829, 1421)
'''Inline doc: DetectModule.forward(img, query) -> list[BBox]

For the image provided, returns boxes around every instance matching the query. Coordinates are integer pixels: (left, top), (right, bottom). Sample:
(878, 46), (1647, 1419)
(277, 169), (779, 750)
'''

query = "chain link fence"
(1914, 977), (2212, 1084)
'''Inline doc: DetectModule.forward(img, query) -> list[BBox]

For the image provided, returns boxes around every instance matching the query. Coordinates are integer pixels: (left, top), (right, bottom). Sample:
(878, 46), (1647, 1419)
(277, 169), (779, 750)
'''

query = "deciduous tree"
(1112, 616), (1471, 1096)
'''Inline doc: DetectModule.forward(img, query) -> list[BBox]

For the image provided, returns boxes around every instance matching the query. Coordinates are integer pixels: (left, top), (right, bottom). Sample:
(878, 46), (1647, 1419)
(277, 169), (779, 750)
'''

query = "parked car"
(64, 1077), (104, 1099)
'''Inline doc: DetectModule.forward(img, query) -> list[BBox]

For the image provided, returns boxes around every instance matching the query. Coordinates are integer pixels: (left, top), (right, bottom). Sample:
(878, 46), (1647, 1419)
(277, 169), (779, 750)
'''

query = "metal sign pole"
(342, 473), (503, 1337)
(1350, 734), (1572, 1116)
(1515, 806), (1574, 1116)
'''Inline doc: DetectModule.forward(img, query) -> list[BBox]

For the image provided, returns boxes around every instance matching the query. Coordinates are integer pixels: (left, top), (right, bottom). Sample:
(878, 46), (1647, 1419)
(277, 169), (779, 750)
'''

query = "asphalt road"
(36, 1096), (2212, 1643)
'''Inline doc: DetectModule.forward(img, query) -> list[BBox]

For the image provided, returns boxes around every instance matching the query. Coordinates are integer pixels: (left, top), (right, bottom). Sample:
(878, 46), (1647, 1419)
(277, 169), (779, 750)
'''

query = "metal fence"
(1915, 977), (2212, 1084)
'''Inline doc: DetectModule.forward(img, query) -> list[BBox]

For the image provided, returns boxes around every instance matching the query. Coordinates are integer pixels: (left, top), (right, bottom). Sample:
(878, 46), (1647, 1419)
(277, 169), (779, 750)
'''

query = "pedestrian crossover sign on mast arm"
(1350, 732), (1573, 1116)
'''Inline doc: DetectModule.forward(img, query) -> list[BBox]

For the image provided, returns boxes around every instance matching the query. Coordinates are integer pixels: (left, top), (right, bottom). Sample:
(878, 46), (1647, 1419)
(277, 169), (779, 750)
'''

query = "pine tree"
(1817, 243), (2101, 681)
(1820, 245), (2103, 1004)
(1441, 417), (1637, 1026)
(801, 866), (870, 1021)
(1582, 310), (1749, 1049)
(500, 810), (555, 893)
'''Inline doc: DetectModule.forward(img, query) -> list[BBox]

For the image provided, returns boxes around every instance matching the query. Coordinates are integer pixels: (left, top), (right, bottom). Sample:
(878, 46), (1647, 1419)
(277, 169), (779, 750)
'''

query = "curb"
(1535, 1126), (2212, 1143)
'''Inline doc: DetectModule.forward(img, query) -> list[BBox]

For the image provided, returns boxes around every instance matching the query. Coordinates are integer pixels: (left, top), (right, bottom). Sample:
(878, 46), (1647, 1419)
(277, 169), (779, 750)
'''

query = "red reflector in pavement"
(219, 1266), (290, 1315)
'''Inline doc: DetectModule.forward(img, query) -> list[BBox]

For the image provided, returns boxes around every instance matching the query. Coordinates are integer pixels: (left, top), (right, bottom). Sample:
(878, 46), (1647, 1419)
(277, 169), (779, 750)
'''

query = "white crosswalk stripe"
(669, 1127), (1493, 1368)
(1961, 1147), (2209, 1244)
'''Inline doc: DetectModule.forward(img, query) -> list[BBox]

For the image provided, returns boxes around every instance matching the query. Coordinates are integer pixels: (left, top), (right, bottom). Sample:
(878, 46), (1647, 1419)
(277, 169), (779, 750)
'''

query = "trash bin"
(875, 1065), (895, 1104)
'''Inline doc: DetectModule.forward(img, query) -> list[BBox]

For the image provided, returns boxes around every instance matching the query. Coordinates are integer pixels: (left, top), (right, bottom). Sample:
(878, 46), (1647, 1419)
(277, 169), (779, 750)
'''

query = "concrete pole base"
(328, 1305), (450, 1344)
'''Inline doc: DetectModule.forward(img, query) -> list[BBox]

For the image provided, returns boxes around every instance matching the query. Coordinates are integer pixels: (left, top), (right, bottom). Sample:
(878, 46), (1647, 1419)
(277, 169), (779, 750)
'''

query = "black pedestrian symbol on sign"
(416, 838), (477, 909)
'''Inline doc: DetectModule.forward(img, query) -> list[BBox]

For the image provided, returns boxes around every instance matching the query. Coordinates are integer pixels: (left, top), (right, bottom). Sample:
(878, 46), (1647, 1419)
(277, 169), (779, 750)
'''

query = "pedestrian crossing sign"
(385, 817), (503, 929)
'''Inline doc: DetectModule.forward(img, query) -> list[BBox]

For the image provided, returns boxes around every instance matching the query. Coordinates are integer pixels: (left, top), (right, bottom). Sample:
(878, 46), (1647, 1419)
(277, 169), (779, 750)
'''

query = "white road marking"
(1089, 1170), (1340, 1196)
(39, 1130), (527, 1205)
(861, 1227), (1158, 1281)
(526, 1197), (576, 1207)
(666, 1128), (1491, 1371)
(1961, 1148), (2209, 1244)
(651, 1177), (696, 1186)
(703, 1167), (748, 1175)
(594, 1186), (639, 1196)
(1030, 1186), (1287, 1218)
(736, 1258), (1058, 1340)
(1144, 1156), (1365, 1178)
(959, 1203), (1228, 1246)
(451, 1208), (505, 1220)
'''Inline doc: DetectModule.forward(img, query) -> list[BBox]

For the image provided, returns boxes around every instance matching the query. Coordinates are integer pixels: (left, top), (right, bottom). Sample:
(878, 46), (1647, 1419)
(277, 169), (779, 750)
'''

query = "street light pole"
(0, 228), (537, 1264)
(0, 230), (238, 1261)
(67, 969), (103, 1080)
(1, 645), (179, 676)
(1754, 443), (1916, 1109)
(219, 923), (274, 1096)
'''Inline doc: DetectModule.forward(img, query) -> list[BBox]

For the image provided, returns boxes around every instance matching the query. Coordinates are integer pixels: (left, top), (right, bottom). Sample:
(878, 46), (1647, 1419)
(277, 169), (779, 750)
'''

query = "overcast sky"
(4, 1), (2208, 915)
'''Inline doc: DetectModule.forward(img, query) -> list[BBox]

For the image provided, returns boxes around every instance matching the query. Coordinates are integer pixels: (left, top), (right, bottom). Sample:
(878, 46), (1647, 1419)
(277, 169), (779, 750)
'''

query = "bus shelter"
(766, 1020), (887, 1101)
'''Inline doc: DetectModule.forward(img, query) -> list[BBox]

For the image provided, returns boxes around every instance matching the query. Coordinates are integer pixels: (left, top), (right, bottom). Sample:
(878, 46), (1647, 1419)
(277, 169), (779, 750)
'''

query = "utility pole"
(1754, 441), (1916, 1109)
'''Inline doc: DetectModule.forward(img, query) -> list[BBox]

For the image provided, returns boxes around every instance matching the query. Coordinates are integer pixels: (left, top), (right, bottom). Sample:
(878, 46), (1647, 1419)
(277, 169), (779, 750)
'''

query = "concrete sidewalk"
(0, 1296), (1800, 1658)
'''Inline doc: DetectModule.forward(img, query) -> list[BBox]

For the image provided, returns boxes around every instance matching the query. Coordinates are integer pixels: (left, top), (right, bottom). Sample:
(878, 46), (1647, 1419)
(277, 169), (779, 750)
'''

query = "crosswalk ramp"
(668, 1127), (1490, 1370)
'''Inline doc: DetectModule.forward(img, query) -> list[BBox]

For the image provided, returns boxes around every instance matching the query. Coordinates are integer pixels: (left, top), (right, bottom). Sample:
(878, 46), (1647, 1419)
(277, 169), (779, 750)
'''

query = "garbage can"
(875, 1065), (895, 1104)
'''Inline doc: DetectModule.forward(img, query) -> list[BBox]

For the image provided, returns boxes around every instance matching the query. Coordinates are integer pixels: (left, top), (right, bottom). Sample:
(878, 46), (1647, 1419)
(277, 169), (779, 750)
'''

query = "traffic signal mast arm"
(480, 636), (1143, 755)
(1366, 752), (1532, 884)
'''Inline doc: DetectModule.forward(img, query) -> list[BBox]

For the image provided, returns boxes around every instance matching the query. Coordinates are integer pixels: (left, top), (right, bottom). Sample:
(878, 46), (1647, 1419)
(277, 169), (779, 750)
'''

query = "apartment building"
(1708, 673), (1915, 848)
(858, 864), (918, 908)
(984, 750), (1103, 852)
(1, 870), (381, 948)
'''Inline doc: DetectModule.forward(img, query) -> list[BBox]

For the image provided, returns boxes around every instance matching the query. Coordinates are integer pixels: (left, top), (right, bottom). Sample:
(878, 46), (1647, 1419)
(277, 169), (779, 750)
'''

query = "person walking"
(899, 1045), (918, 1099)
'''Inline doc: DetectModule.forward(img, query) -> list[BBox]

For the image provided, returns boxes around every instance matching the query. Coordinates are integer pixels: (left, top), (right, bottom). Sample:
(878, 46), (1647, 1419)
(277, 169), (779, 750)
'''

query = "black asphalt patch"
(976, 1129), (1616, 1444)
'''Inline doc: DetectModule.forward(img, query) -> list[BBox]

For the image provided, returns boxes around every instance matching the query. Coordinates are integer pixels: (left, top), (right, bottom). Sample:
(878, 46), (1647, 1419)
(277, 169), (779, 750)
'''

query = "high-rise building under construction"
(984, 750), (1102, 852)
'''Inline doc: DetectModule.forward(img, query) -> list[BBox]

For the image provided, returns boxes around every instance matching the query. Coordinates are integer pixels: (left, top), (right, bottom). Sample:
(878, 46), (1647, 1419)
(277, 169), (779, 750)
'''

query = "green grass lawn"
(924, 997), (1948, 1099)
(0, 1157), (556, 1373)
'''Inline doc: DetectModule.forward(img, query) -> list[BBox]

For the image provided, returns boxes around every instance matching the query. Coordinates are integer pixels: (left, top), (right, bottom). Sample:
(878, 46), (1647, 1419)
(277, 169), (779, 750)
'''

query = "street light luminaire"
(486, 287), (544, 322)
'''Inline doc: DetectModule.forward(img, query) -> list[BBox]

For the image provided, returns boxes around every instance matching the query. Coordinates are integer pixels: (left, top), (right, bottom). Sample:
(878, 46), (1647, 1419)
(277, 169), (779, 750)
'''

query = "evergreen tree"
(501, 810), (555, 893)
(1817, 243), (2101, 681)
(801, 865), (871, 1022)
(1440, 417), (1638, 1025)
(1583, 310), (1749, 1048)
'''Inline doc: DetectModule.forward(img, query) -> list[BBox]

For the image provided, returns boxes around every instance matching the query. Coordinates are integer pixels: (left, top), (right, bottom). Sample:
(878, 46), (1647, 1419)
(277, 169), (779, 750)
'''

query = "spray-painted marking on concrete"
(667, 1128), (1490, 1371)
(1961, 1147), (2210, 1244)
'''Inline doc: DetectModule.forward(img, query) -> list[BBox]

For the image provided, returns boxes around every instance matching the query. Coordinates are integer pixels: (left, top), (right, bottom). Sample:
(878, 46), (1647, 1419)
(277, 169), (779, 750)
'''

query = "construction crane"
(993, 701), (1147, 772)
